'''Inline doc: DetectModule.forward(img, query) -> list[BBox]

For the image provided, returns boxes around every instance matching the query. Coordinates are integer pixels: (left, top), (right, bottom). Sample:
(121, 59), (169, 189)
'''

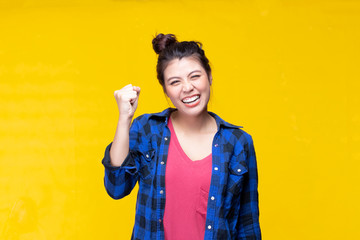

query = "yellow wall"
(1, 0), (359, 239)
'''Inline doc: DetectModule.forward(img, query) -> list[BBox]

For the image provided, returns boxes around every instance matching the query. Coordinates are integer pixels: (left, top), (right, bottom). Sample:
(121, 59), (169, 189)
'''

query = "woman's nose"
(182, 81), (194, 92)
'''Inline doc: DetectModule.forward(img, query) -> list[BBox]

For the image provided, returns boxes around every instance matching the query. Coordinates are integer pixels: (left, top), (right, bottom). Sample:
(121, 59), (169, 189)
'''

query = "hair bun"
(152, 33), (177, 54)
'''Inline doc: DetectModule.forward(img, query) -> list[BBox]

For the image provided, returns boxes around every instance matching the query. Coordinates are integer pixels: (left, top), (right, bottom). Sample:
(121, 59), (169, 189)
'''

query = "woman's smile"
(182, 94), (200, 106)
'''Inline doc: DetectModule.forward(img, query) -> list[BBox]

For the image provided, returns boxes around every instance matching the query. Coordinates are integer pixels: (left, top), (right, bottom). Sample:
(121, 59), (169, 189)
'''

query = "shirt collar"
(149, 108), (242, 129)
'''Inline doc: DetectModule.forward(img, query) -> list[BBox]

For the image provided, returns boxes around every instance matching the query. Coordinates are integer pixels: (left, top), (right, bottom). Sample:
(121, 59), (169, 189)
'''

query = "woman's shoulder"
(133, 108), (172, 122)
(131, 108), (173, 132)
(224, 127), (254, 150)
(210, 112), (254, 144)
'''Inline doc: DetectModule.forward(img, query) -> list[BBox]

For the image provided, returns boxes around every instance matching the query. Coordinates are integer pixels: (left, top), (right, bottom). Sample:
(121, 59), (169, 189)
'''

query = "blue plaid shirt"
(102, 108), (261, 239)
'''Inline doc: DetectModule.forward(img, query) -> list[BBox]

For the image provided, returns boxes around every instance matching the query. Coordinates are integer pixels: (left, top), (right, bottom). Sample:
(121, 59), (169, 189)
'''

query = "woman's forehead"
(164, 57), (204, 77)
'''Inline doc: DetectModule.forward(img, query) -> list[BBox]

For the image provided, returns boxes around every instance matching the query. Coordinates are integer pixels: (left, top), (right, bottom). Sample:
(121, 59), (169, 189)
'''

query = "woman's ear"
(209, 74), (213, 85)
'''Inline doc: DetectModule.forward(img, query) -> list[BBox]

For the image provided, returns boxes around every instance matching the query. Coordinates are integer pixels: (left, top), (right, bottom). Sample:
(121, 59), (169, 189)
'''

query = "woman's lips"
(182, 95), (200, 103)
(182, 95), (200, 107)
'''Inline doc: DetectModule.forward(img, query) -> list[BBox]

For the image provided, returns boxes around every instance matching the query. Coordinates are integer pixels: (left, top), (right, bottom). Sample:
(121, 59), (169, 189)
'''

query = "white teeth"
(182, 95), (199, 103)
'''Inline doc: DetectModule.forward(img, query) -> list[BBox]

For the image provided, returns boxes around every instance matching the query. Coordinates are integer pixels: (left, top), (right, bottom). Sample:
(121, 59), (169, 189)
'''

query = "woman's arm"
(102, 84), (141, 199)
(110, 84), (140, 167)
(237, 134), (261, 239)
(102, 120), (141, 199)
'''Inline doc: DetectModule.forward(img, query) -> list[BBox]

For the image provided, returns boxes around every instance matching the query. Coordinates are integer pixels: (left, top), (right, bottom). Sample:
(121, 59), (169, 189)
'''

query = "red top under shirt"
(163, 118), (212, 240)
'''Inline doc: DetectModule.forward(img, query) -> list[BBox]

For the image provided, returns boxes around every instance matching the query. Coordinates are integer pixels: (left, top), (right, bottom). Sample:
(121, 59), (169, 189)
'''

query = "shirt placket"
(156, 125), (170, 240)
(204, 130), (222, 240)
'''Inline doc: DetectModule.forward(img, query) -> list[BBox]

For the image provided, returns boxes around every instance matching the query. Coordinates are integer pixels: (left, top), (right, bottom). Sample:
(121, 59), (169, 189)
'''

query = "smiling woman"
(101, 33), (261, 239)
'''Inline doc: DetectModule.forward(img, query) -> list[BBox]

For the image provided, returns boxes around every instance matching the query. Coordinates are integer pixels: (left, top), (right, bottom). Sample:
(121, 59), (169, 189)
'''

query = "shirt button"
(211, 196), (215, 200)
(145, 154), (150, 158)
(164, 137), (168, 141)
(214, 167), (218, 171)
(237, 169), (241, 173)
(160, 161), (165, 165)
(159, 219), (162, 223)
(214, 143), (218, 147)
(207, 225), (212, 230)
(160, 190), (164, 194)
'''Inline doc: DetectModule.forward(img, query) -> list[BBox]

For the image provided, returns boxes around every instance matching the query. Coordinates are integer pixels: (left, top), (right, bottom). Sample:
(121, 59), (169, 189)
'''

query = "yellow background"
(1, 0), (359, 239)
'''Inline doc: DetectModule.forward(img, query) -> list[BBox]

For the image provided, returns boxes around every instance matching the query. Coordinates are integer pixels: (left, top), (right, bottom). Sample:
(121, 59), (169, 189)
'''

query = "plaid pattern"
(102, 108), (261, 240)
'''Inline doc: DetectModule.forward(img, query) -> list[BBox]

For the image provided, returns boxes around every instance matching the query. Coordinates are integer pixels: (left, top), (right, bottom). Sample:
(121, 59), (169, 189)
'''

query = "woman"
(102, 33), (261, 239)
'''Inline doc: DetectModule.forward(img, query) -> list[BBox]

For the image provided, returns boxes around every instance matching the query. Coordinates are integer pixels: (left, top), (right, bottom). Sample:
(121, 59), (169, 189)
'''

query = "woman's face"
(163, 57), (211, 117)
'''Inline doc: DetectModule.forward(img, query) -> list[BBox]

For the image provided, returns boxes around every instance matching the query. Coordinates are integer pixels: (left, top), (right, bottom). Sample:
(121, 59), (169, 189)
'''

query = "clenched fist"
(114, 84), (141, 120)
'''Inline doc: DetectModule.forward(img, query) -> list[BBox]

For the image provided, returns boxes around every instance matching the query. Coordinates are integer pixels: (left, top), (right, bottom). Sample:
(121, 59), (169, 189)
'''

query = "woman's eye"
(191, 75), (201, 79)
(170, 80), (180, 85)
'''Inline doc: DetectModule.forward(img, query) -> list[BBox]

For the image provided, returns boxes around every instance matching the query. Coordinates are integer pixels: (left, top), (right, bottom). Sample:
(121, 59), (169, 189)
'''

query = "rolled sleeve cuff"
(101, 142), (138, 175)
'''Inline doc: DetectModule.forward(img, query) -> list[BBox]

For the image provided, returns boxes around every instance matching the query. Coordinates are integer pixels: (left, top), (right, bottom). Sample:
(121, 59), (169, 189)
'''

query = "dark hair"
(152, 33), (212, 90)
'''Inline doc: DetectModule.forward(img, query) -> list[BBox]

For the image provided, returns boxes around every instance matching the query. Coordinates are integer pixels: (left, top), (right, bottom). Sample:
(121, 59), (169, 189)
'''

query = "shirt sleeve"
(101, 118), (141, 200)
(237, 134), (261, 239)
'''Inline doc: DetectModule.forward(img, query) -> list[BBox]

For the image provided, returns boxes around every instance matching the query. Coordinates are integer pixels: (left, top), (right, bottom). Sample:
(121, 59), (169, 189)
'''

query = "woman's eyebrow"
(187, 70), (201, 77)
(167, 70), (202, 82)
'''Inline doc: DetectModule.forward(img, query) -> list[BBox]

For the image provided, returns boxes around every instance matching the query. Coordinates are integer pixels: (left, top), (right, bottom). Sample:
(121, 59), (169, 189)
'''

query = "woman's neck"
(170, 109), (216, 134)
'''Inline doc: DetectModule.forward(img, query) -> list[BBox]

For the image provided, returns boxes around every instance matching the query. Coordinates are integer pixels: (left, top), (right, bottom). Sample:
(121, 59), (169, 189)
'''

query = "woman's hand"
(114, 84), (141, 121)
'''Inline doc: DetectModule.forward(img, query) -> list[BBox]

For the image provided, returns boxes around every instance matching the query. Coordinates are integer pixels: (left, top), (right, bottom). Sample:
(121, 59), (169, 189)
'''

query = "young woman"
(102, 34), (261, 240)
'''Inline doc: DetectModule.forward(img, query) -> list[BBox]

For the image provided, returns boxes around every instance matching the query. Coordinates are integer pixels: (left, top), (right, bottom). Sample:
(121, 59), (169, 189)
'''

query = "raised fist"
(114, 84), (141, 120)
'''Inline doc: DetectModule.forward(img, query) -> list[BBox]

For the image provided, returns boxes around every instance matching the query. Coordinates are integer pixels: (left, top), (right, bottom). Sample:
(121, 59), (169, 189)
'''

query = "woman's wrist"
(118, 115), (133, 128)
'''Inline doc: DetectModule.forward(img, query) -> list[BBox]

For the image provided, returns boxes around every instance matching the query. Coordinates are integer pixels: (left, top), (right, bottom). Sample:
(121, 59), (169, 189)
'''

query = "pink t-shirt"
(163, 118), (212, 240)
